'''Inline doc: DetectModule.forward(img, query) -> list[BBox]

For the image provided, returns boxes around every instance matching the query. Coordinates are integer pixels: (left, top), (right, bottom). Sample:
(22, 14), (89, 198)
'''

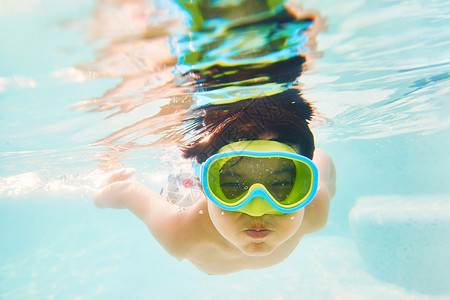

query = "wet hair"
(181, 89), (315, 163)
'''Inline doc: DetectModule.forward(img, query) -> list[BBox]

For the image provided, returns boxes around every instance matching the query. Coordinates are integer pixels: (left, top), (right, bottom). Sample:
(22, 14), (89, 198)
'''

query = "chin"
(241, 242), (277, 256)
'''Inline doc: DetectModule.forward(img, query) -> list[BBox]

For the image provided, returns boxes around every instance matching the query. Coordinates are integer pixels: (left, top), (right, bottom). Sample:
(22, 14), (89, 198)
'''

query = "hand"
(93, 168), (135, 209)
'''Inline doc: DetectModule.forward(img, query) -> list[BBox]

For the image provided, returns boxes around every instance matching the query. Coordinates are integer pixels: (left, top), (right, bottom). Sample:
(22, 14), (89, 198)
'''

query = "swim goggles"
(193, 140), (318, 216)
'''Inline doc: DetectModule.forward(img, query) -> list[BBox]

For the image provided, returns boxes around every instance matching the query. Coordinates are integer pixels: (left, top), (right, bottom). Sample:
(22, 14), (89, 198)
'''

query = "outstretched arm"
(93, 169), (202, 257)
(94, 169), (157, 221)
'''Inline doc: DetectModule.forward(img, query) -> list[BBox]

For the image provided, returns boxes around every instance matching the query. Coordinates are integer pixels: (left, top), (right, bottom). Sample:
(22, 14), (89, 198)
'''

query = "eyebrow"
(220, 166), (295, 178)
(219, 170), (243, 178)
(271, 166), (296, 175)
(219, 157), (244, 177)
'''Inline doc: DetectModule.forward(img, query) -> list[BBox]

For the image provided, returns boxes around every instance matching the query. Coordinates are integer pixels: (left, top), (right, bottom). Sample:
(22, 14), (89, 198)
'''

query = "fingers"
(104, 168), (135, 185)
(94, 168), (135, 209)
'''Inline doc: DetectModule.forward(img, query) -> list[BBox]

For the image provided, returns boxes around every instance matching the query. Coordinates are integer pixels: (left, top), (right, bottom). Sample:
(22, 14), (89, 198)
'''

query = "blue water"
(1, 0), (449, 299)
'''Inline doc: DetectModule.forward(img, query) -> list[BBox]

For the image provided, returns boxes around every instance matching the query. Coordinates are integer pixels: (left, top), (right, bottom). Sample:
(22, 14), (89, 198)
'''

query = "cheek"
(207, 201), (236, 232)
(294, 209), (305, 224)
(207, 199), (223, 219)
(277, 209), (305, 236)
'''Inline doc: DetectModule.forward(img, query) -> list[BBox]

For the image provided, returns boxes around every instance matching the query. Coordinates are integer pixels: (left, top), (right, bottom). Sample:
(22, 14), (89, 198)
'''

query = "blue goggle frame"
(193, 150), (318, 214)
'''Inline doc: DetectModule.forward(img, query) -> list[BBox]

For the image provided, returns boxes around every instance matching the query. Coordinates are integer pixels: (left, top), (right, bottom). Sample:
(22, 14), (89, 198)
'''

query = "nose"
(236, 197), (282, 217)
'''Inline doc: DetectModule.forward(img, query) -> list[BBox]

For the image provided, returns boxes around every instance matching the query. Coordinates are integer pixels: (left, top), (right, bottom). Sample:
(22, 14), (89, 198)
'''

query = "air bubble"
(221, 211), (225, 215)
(291, 216), (295, 220)
(199, 210), (204, 215)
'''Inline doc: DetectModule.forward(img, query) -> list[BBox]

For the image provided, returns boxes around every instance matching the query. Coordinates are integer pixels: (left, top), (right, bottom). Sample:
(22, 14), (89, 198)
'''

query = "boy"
(94, 136), (335, 275)
(93, 1), (335, 275)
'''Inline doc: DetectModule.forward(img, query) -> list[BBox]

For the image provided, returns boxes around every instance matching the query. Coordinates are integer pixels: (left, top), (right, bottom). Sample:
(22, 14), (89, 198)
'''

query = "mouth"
(244, 229), (271, 238)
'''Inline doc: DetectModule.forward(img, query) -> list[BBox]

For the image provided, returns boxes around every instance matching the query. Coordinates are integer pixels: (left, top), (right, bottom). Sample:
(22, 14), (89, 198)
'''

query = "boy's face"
(205, 155), (305, 256)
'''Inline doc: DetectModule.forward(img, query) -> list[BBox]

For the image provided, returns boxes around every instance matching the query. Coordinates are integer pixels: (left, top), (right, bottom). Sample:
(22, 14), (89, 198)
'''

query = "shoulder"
(313, 149), (336, 198)
(301, 149), (336, 234)
(313, 148), (334, 167)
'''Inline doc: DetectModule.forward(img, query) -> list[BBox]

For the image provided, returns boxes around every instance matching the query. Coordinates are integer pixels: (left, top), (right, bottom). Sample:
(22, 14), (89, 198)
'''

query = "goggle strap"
(192, 161), (202, 178)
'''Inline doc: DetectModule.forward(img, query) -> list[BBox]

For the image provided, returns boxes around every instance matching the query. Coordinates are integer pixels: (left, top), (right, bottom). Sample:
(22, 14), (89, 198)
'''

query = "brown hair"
(181, 89), (314, 163)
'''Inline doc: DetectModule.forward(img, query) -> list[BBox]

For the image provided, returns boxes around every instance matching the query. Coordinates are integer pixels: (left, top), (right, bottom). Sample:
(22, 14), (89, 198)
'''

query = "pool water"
(1, 0), (449, 299)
